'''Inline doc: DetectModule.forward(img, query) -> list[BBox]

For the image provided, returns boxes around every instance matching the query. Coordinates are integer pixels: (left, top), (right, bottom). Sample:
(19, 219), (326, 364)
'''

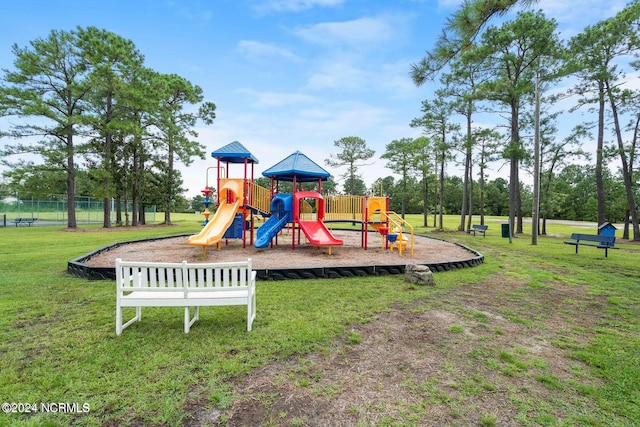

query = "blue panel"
(262, 150), (330, 182)
(211, 141), (259, 164)
(223, 214), (244, 239)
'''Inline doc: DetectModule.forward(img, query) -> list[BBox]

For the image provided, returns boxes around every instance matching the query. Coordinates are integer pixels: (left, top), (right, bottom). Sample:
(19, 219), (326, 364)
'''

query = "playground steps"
(383, 211), (414, 256)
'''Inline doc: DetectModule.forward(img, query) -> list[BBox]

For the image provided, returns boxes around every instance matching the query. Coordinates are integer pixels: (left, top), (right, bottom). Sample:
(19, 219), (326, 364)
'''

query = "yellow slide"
(188, 199), (241, 252)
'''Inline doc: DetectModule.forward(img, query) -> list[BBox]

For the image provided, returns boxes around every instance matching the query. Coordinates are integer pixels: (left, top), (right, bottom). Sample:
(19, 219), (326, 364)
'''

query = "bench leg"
(116, 305), (122, 336)
(247, 294), (256, 332)
(116, 306), (142, 336)
(184, 306), (199, 333)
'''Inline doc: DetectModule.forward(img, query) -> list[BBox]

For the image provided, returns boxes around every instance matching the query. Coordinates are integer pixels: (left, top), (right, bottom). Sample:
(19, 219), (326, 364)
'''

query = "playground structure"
(188, 142), (264, 255)
(188, 141), (414, 256)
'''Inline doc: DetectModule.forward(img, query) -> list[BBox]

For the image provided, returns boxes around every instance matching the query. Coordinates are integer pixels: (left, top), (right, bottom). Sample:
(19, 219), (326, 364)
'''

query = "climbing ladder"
(382, 211), (414, 256)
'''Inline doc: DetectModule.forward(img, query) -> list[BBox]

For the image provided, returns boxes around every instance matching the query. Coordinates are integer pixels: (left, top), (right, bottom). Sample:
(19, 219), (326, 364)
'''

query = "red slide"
(298, 220), (344, 246)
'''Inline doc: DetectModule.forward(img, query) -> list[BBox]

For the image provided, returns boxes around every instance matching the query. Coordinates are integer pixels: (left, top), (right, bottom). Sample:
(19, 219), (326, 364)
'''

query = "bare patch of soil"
(185, 272), (606, 426)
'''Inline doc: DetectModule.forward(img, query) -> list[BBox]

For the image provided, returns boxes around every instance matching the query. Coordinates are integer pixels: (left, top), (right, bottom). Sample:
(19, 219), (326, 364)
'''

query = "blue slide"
(255, 194), (293, 249)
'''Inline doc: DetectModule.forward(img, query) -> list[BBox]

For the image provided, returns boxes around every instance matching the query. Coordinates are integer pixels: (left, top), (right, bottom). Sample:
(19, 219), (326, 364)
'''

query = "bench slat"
(566, 233), (615, 246)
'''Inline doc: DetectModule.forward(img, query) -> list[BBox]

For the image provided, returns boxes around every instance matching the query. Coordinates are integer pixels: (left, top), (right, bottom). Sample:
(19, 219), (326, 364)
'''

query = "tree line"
(321, 1), (639, 241)
(2, 1), (639, 242)
(402, 0), (640, 240)
(0, 26), (215, 227)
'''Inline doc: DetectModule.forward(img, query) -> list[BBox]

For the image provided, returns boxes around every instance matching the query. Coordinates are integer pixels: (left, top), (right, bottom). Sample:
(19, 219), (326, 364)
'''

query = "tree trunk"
(164, 146), (173, 225)
(66, 131), (77, 228)
(459, 157), (469, 232)
(439, 149), (445, 230)
(130, 196), (137, 227)
(132, 141), (142, 227)
(508, 116), (518, 239)
(624, 210), (630, 240)
(516, 169), (523, 234)
(459, 106), (472, 231)
(479, 157), (486, 225)
(595, 81), (606, 226)
(115, 196), (123, 226)
(606, 81), (640, 240)
(422, 172), (429, 227)
(401, 177), (407, 219)
(433, 156), (438, 227)
(103, 197), (111, 227)
(467, 163), (474, 231)
(103, 92), (113, 228)
(139, 203), (146, 225)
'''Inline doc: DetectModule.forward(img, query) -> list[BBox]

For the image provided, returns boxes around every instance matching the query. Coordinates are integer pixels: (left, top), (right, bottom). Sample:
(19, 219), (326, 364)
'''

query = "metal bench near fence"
(13, 217), (38, 227)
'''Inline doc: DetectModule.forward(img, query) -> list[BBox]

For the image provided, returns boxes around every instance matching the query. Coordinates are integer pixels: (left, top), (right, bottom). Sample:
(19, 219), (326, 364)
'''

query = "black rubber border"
(67, 232), (484, 281)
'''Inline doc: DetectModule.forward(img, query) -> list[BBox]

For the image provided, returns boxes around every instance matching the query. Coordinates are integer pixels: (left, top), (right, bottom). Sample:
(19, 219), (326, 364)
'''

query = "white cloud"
(537, 0), (626, 22)
(620, 70), (640, 91)
(177, 91), (427, 197)
(514, 0), (629, 38)
(236, 88), (317, 107)
(164, 1), (213, 22)
(180, 97), (403, 193)
(437, 0), (463, 10)
(305, 61), (368, 91)
(303, 54), (423, 99)
(256, 0), (344, 13)
(236, 40), (301, 62)
(377, 59), (425, 99)
(293, 16), (397, 47)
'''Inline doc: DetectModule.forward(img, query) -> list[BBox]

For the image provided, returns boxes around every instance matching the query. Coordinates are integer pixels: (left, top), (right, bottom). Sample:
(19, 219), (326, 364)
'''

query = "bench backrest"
(184, 261), (253, 289)
(116, 259), (253, 293)
(473, 224), (488, 230)
(570, 233), (615, 246)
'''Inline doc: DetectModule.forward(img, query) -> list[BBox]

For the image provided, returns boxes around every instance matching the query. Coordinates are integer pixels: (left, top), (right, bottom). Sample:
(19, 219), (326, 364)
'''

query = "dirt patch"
(183, 272), (605, 427)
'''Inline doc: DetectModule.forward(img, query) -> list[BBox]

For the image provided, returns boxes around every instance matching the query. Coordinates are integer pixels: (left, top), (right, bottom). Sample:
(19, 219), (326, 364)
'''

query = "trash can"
(501, 223), (510, 238)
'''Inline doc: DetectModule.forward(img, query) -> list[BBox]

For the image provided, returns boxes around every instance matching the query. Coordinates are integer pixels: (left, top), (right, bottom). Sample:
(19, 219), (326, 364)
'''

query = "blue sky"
(0, 0), (631, 197)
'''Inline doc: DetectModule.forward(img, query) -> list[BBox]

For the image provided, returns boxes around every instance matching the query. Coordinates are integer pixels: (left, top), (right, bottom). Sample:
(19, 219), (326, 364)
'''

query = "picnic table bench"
(13, 217), (38, 227)
(468, 224), (488, 237)
(116, 258), (256, 335)
(563, 233), (616, 257)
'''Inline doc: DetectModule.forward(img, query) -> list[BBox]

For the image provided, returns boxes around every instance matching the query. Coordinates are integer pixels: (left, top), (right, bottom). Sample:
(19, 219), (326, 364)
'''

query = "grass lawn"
(0, 215), (638, 426)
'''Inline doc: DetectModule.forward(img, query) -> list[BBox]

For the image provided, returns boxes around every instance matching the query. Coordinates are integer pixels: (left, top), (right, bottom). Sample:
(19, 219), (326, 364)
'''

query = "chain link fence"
(0, 195), (156, 227)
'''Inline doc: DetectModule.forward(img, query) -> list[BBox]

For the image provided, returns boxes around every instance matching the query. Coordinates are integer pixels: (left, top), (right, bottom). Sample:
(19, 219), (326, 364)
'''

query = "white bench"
(116, 258), (256, 335)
